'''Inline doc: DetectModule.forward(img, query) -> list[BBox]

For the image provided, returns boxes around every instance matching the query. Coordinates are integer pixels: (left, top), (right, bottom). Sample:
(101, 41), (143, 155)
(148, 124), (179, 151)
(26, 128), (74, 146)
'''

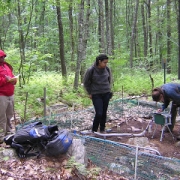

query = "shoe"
(100, 130), (105, 133)
(6, 130), (14, 135)
(177, 135), (180, 141)
(0, 137), (4, 144)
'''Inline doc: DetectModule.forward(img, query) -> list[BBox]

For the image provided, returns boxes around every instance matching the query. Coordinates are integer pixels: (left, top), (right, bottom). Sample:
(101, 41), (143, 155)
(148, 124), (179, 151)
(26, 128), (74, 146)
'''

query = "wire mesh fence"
(73, 135), (180, 180)
(16, 98), (180, 179)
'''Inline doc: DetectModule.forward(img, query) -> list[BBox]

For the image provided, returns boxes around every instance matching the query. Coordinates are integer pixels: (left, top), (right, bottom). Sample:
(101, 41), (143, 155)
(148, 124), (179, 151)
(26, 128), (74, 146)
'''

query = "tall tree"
(141, 3), (148, 58)
(17, 0), (34, 86)
(56, 0), (67, 77)
(147, 0), (153, 59)
(74, 0), (91, 89)
(98, 0), (105, 53)
(68, 0), (75, 62)
(129, 0), (139, 68)
(177, 0), (180, 79)
(105, 0), (112, 55)
(110, 0), (114, 54)
(166, 0), (171, 73)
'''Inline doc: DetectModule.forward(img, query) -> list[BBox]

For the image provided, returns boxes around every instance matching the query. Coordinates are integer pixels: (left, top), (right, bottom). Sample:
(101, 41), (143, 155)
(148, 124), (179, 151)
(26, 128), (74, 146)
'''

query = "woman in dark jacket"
(152, 83), (180, 133)
(83, 54), (112, 133)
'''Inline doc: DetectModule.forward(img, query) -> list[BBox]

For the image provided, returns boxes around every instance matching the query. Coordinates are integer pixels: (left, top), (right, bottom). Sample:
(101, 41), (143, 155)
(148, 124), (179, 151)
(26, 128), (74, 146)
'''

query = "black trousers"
(169, 102), (180, 131)
(91, 92), (111, 132)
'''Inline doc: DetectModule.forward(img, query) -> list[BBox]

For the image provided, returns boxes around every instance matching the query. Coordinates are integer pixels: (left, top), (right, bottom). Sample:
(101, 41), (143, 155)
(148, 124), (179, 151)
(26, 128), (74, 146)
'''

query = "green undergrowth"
(14, 69), (178, 121)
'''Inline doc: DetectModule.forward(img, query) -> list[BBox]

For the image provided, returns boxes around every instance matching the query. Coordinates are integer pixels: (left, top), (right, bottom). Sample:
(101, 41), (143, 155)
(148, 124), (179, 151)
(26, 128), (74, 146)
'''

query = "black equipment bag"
(4, 121), (72, 158)
(45, 129), (73, 156)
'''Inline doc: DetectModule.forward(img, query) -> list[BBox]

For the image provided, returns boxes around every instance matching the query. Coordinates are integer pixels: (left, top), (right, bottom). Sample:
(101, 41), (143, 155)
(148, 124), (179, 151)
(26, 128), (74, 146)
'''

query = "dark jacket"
(161, 83), (180, 110)
(83, 64), (112, 95)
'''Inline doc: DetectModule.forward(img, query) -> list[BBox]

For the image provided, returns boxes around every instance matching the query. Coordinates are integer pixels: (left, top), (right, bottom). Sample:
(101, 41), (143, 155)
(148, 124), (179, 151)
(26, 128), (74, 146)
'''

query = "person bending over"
(152, 83), (180, 134)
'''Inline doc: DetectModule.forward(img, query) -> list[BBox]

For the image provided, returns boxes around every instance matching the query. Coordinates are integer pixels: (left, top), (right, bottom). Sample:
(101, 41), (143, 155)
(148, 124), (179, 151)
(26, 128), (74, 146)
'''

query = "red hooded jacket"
(0, 51), (15, 96)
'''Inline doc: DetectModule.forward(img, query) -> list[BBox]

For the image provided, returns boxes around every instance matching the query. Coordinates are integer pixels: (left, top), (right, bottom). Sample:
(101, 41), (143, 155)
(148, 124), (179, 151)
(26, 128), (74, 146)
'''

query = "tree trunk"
(56, 0), (67, 77)
(74, 0), (91, 89)
(68, 0), (75, 62)
(129, 0), (139, 68)
(98, 0), (105, 53)
(74, 0), (85, 90)
(147, 0), (153, 61)
(105, 0), (112, 55)
(141, 3), (147, 58)
(177, 0), (180, 79)
(110, 0), (114, 55)
(167, 0), (171, 73)
(156, 0), (163, 65)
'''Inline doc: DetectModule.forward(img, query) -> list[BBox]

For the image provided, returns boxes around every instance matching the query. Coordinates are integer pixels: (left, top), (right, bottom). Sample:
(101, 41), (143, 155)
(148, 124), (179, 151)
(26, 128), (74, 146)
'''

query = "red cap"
(0, 50), (6, 57)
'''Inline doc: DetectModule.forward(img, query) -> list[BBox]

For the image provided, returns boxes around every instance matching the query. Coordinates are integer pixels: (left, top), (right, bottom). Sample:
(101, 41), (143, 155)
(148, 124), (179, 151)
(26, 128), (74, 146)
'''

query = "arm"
(0, 76), (8, 87)
(161, 84), (180, 110)
(83, 68), (92, 95)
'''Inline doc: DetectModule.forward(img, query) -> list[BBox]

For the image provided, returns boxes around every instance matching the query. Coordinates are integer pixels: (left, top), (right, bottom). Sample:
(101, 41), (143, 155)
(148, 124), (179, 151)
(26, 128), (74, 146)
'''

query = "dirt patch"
(95, 118), (180, 159)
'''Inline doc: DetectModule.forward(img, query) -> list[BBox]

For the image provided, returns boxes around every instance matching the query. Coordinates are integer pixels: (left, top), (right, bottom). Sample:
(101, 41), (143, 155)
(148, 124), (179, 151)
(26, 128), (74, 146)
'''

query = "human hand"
(89, 94), (92, 99)
(5, 76), (17, 85)
(157, 109), (163, 113)
(5, 75), (11, 82)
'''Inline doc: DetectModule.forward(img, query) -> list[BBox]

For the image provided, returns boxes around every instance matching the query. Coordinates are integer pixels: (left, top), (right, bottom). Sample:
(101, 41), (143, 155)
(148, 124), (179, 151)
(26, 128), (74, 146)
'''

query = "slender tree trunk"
(98, 0), (105, 53)
(167, 0), (171, 73)
(129, 0), (139, 68)
(178, 0), (180, 79)
(147, 0), (153, 60)
(110, 0), (114, 55)
(17, 0), (29, 85)
(74, 0), (84, 90)
(74, 0), (91, 89)
(105, 0), (112, 55)
(156, 0), (163, 65)
(141, 3), (147, 58)
(68, 0), (75, 62)
(80, 0), (90, 83)
(56, 0), (67, 77)
(39, 0), (46, 37)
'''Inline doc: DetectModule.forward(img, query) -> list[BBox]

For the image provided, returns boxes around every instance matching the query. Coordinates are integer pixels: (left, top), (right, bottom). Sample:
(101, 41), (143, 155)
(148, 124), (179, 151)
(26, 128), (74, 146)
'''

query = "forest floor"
(92, 118), (180, 159)
(1, 99), (180, 179)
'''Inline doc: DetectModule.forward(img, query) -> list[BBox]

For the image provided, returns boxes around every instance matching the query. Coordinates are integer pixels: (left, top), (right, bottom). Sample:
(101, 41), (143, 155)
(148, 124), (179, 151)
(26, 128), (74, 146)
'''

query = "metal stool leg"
(152, 124), (157, 139)
(160, 126), (166, 141)
(166, 126), (175, 141)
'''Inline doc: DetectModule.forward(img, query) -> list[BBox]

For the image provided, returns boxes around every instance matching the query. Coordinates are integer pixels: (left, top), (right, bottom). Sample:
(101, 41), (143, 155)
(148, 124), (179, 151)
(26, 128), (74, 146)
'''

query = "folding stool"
(151, 112), (174, 142)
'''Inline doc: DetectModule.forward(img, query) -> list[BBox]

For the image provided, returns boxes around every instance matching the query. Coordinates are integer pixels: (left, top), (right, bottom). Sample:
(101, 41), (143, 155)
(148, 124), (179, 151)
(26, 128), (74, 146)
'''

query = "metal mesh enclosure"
(16, 98), (180, 179)
(72, 135), (180, 180)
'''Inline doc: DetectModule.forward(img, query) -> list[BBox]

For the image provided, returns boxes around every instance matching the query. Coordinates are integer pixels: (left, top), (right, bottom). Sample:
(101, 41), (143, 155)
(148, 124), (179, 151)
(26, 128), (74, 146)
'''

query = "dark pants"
(169, 102), (180, 131)
(92, 92), (111, 132)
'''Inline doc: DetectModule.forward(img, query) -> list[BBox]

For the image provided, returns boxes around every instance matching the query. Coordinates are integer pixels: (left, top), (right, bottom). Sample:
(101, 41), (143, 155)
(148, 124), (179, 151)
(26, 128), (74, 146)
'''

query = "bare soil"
(95, 118), (180, 159)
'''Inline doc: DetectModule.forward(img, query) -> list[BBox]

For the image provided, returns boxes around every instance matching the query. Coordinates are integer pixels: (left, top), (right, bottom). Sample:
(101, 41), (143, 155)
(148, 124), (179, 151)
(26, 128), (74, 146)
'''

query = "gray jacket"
(83, 64), (112, 95)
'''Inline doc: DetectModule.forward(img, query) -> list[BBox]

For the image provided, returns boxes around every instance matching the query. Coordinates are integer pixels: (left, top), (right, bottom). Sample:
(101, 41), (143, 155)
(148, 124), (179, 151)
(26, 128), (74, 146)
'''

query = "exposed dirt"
(93, 117), (180, 159)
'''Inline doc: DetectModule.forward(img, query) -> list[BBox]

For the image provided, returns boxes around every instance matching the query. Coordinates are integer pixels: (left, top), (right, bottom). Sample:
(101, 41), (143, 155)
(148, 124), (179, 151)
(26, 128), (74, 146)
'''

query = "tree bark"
(141, 3), (147, 58)
(74, 0), (84, 89)
(177, 0), (180, 79)
(74, 0), (90, 89)
(56, 0), (67, 77)
(110, 0), (114, 55)
(129, 0), (139, 68)
(166, 0), (171, 73)
(98, 0), (105, 53)
(105, 0), (112, 55)
(68, 0), (75, 62)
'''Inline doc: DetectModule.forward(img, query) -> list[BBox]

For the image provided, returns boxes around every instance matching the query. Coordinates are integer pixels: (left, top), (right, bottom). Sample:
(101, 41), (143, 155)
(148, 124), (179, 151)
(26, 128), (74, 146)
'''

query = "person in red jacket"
(0, 50), (17, 143)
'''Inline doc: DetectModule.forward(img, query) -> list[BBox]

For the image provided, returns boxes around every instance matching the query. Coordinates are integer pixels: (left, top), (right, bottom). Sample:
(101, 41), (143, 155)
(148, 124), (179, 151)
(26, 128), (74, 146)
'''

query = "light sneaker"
(6, 129), (15, 135)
